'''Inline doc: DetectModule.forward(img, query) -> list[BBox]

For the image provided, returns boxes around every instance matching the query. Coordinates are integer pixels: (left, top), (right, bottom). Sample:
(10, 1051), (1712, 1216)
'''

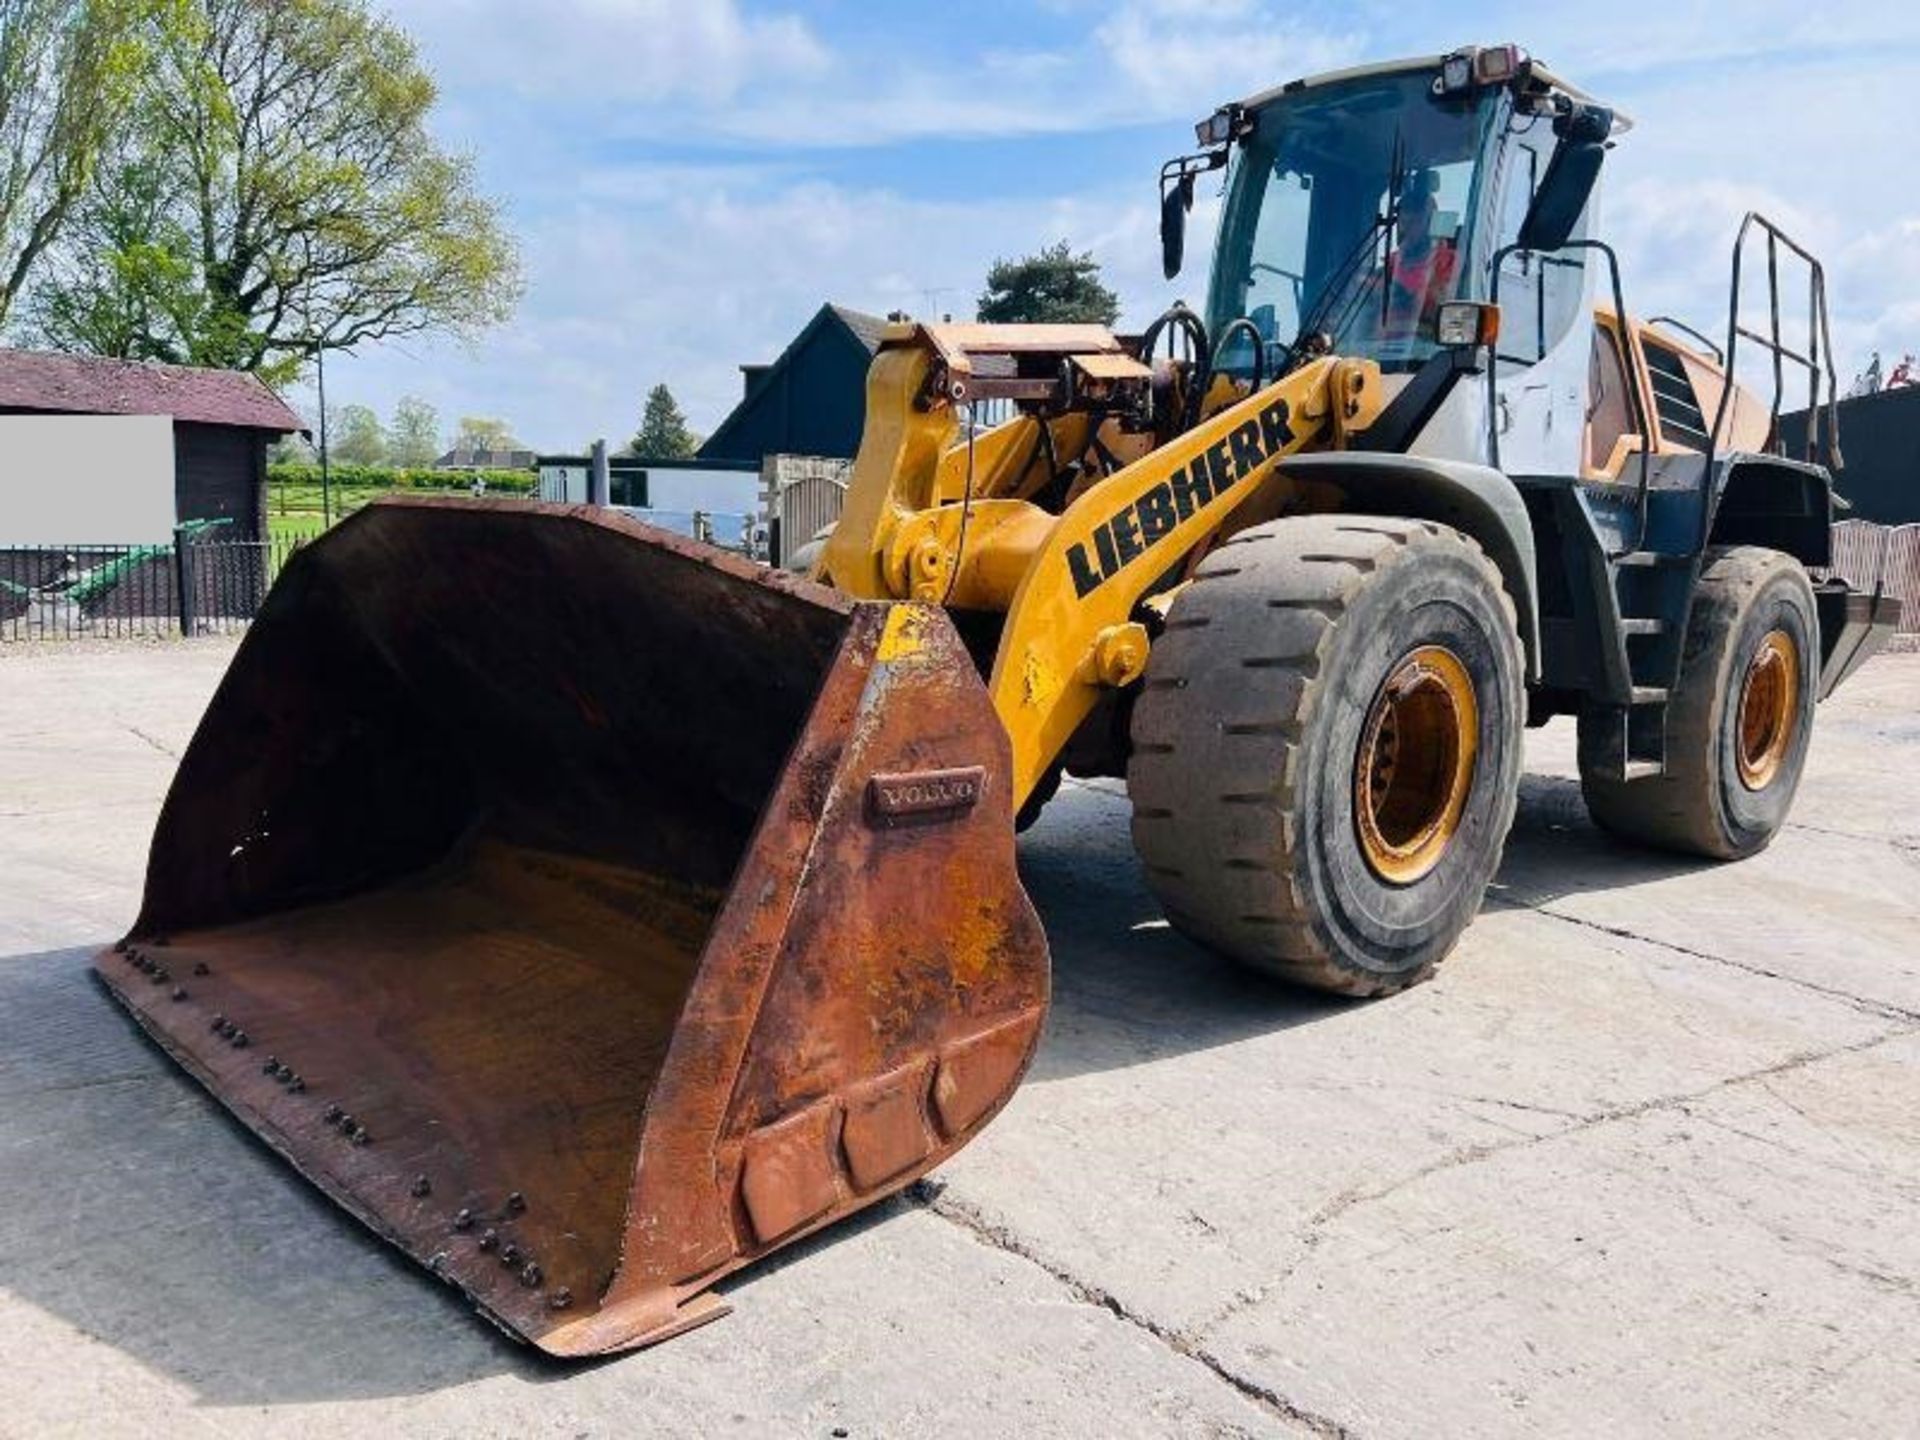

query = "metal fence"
(0, 529), (316, 642)
(761, 455), (851, 569)
(1816, 520), (1920, 638)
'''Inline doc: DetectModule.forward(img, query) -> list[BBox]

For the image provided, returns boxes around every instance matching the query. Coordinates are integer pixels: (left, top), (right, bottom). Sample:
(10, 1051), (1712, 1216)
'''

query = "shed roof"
(0, 347), (305, 433)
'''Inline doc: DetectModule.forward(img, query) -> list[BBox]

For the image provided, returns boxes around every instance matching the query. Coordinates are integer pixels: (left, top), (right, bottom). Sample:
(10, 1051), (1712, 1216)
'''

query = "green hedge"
(267, 463), (538, 495)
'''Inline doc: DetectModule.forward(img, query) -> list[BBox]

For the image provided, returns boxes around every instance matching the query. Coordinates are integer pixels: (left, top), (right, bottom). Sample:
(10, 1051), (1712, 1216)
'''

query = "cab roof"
(1236, 48), (1632, 134)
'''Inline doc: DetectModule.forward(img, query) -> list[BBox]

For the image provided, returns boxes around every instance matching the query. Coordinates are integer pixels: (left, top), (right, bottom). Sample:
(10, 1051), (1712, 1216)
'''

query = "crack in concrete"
(906, 1179), (1360, 1440)
(0, 1070), (156, 1101)
(1784, 817), (1920, 853)
(117, 720), (179, 760)
(1186, 1024), (1919, 1343)
(1522, 903), (1920, 1025)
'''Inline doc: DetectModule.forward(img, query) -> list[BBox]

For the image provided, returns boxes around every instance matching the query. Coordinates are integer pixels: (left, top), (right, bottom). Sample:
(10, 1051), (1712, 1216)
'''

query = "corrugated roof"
(0, 347), (306, 432)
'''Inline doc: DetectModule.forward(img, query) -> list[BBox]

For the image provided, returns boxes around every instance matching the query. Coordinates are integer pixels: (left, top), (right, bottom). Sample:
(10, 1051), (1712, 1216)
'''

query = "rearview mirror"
(1517, 103), (1613, 253)
(1161, 173), (1194, 280)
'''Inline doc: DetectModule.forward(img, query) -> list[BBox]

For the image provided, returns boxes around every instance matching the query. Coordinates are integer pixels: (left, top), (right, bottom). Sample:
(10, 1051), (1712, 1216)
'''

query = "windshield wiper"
(1284, 130), (1405, 369)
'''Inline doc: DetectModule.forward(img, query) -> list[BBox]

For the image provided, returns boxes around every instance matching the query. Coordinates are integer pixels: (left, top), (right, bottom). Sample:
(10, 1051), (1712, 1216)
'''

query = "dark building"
(697, 304), (887, 467)
(0, 347), (305, 538)
(433, 447), (536, 471)
(1781, 385), (1920, 525)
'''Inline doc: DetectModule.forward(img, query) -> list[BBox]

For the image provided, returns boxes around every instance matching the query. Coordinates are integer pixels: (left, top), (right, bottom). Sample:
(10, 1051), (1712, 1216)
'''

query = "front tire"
(1580, 545), (1817, 859)
(1128, 516), (1524, 996)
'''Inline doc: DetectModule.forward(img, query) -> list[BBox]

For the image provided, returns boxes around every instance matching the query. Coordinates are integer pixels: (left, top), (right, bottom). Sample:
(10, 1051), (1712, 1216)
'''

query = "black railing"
(0, 528), (317, 642)
(1708, 212), (1842, 470)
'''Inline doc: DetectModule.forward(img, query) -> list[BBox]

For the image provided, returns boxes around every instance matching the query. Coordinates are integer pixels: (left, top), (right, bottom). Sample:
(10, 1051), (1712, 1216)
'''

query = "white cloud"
(396, 0), (829, 103)
(316, 174), (1183, 449)
(321, 5), (1918, 450)
(1094, 2), (1363, 115)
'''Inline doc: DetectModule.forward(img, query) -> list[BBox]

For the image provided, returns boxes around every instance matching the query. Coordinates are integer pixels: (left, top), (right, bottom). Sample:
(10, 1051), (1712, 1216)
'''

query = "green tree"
(330, 402), (386, 465)
(25, 156), (206, 358)
(630, 383), (698, 459)
(27, 0), (519, 381)
(453, 415), (517, 453)
(268, 431), (313, 463)
(976, 239), (1120, 326)
(386, 393), (440, 467)
(0, 0), (171, 329)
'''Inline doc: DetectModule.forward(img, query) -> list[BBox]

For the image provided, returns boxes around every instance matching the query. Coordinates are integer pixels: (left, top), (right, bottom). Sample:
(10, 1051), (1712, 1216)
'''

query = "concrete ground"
(1, 639), (1916, 1439)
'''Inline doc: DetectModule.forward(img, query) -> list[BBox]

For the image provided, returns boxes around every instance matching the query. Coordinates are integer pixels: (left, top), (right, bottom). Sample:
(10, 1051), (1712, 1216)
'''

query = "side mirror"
(1161, 173), (1194, 280)
(1517, 103), (1612, 253)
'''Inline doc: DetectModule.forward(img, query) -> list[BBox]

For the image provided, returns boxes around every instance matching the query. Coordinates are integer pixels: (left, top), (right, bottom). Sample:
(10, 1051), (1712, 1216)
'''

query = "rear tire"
(1579, 545), (1817, 859)
(1128, 516), (1524, 996)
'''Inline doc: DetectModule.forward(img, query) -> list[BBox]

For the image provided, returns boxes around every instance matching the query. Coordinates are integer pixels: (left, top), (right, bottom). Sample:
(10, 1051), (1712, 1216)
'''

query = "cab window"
(1492, 120), (1588, 371)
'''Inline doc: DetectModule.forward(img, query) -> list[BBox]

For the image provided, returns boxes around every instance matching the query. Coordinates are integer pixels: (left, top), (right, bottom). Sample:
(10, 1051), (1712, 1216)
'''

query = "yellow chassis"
(820, 323), (1382, 807)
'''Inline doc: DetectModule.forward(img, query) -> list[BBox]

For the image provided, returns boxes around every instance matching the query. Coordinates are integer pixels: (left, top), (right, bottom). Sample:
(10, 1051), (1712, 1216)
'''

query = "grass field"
(263, 478), (528, 544)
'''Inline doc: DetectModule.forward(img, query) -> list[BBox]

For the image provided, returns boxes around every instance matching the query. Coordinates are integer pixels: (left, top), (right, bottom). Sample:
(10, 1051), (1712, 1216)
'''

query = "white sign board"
(0, 415), (175, 544)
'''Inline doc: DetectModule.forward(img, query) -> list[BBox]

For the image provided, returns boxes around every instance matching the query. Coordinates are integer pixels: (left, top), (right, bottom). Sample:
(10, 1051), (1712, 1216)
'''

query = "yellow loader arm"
(821, 322), (1383, 805)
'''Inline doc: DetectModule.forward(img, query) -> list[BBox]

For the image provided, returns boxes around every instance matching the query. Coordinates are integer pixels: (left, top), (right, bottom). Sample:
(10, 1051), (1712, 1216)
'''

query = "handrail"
(1706, 212), (1843, 472)
(1490, 237), (1654, 554)
(1646, 315), (1724, 365)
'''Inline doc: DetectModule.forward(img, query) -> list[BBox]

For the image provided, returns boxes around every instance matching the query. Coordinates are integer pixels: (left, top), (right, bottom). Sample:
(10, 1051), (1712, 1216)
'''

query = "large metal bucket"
(95, 497), (1047, 1355)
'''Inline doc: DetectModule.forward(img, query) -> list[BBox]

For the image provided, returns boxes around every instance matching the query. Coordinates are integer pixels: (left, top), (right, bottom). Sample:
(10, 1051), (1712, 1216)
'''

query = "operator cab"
(1167, 45), (1628, 475)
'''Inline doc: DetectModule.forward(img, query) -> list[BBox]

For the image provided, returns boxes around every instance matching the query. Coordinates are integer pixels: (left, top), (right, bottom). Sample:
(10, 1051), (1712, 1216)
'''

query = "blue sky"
(315, 0), (1920, 451)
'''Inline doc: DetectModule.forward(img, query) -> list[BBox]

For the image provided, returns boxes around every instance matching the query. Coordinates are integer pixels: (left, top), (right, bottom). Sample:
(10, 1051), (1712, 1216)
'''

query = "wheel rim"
(1354, 645), (1480, 885)
(1735, 628), (1799, 791)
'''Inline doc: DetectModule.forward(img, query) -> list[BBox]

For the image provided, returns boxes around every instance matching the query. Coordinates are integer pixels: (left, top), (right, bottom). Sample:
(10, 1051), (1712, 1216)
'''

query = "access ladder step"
(1619, 759), (1665, 781)
(1628, 686), (1668, 705)
(1615, 551), (1690, 568)
(1621, 618), (1666, 637)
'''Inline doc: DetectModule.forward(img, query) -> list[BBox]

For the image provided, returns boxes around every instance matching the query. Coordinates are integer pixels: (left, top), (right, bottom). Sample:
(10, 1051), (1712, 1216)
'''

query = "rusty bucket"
(95, 497), (1048, 1355)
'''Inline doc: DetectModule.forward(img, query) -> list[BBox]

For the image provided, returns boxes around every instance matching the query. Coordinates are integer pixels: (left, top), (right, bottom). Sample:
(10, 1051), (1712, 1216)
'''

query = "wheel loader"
(98, 43), (1900, 1355)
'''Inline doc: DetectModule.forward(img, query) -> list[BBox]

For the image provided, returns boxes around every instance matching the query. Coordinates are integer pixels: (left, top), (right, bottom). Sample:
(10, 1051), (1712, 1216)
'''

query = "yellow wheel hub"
(1735, 628), (1798, 791)
(1354, 645), (1479, 885)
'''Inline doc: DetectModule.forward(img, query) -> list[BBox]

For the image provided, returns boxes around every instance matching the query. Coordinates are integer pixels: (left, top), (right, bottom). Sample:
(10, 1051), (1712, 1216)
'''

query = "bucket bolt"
(286, 1075), (304, 1092)
(192, 962), (210, 977)
(519, 1262), (542, 1288)
(505, 1191), (526, 1215)
(478, 1228), (498, 1252)
(347, 1125), (369, 1145)
(230, 1030), (250, 1049)
(548, 1288), (572, 1311)
(499, 1244), (521, 1267)
(323, 1104), (343, 1125)
(263, 1057), (281, 1076)
(452, 1209), (473, 1232)
(170, 987), (187, 1002)
(410, 1175), (432, 1198)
